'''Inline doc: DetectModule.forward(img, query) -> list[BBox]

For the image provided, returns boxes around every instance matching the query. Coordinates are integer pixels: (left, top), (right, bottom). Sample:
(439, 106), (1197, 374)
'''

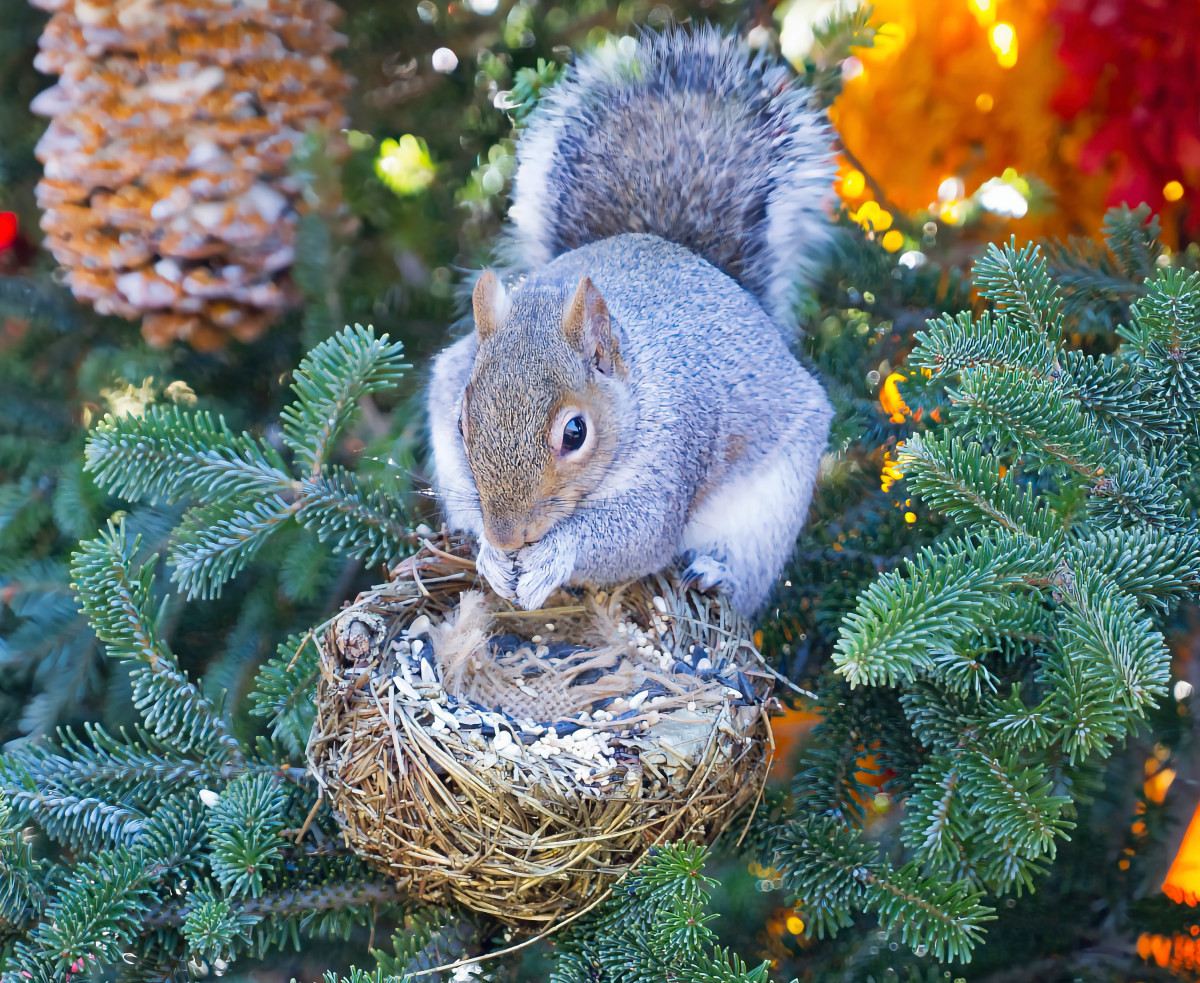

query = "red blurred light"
(0, 212), (17, 251)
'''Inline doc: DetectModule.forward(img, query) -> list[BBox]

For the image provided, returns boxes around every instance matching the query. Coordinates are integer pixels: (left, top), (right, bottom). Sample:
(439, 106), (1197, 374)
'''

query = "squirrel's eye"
(561, 415), (587, 453)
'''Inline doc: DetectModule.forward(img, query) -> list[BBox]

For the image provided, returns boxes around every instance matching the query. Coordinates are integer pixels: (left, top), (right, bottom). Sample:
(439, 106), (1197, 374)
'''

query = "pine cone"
(29, 0), (353, 350)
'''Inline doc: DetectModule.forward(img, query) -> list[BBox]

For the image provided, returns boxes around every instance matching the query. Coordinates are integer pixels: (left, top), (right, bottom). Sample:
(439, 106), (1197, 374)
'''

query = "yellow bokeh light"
(881, 442), (905, 492)
(868, 21), (908, 60)
(990, 22), (1015, 53)
(975, 92), (994, 112)
(852, 199), (893, 232)
(881, 229), (904, 252)
(904, 511), (917, 524)
(375, 134), (437, 196)
(990, 22), (1018, 67)
(968, 0), (996, 26)
(786, 915), (806, 935)
(1164, 180), (1185, 202)
(841, 169), (866, 198)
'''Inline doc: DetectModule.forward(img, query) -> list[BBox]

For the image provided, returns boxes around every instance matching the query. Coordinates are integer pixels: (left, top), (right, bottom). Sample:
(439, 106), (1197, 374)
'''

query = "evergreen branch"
(296, 467), (414, 569)
(1055, 564), (1170, 715)
(912, 310), (1056, 380)
(1086, 453), (1188, 531)
(280, 324), (409, 475)
(901, 757), (970, 871)
(1061, 350), (1177, 449)
(899, 433), (1062, 541)
(182, 885), (261, 965)
(1071, 527), (1200, 609)
(0, 793), (50, 931)
(958, 749), (1073, 859)
(207, 773), (287, 898)
(70, 522), (240, 757)
(833, 539), (1047, 687)
(84, 405), (292, 505)
(147, 880), (409, 927)
(0, 766), (144, 854)
(971, 239), (1064, 342)
(971, 685), (1055, 753)
(250, 633), (321, 755)
(768, 813), (993, 960)
(1102, 204), (1162, 282)
(372, 908), (488, 979)
(170, 497), (297, 600)
(11, 723), (245, 793)
(864, 860), (993, 962)
(27, 847), (153, 973)
(949, 367), (1109, 478)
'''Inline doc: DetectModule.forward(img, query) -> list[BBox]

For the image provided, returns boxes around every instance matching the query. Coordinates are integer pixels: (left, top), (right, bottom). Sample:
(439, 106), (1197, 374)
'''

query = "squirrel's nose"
(484, 520), (525, 552)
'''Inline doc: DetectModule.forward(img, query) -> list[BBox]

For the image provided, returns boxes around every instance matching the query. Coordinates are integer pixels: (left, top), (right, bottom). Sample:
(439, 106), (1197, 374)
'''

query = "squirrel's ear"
(563, 277), (619, 375)
(472, 270), (506, 342)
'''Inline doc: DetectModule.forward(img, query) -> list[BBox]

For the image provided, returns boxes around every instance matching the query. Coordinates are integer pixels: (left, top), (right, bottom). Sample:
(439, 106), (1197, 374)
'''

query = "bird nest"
(307, 534), (778, 930)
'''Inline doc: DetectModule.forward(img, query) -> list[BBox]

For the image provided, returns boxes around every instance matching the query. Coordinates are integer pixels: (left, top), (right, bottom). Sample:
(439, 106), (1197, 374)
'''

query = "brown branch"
(144, 878), (410, 929)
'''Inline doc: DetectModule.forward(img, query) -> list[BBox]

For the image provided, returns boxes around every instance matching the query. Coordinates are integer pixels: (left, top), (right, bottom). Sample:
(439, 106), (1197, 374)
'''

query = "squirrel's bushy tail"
(504, 25), (836, 328)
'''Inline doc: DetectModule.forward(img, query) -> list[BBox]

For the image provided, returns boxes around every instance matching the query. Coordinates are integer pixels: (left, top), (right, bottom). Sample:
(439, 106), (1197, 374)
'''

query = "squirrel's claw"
(681, 554), (732, 595)
(514, 536), (576, 611)
(475, 541), (519, 600)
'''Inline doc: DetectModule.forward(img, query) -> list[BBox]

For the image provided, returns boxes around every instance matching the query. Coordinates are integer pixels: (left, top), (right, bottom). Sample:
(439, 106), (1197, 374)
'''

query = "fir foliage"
(764, 212), (1200, 962)
(550, 844), (777, 983)
(83, 325), (414, 600)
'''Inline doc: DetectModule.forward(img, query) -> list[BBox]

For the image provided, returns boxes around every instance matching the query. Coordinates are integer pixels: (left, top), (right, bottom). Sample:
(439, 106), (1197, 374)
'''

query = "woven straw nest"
(308, 534), (779, 930)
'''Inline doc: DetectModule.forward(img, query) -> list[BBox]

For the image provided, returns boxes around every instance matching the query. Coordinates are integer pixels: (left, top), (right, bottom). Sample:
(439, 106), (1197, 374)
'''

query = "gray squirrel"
(427, 26), (836, 615)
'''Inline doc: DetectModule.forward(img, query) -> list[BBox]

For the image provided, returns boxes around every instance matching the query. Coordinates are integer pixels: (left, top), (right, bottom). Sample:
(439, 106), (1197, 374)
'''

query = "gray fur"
(503, 25), (837, 330)
(428, 235), (832, 614)
(427, 27), (836, 615)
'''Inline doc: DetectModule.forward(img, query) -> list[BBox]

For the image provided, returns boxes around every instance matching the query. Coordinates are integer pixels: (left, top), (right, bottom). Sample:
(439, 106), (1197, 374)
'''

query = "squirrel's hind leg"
(679, 441), (822, 616)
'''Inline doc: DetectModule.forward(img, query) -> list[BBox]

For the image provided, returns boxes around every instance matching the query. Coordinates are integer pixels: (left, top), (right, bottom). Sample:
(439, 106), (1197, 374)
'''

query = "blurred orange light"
(1164, 180), (1185, 202)
(975, 92), (994, 112)
(1163, 800), (1200, 905)
(1146, 767), (1177, 804)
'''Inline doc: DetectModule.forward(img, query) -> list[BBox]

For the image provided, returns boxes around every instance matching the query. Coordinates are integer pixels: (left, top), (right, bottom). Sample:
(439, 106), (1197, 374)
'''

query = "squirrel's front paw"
(514, 536), (577, 610)
(681, 554), (733, 594)
(475, 541), (518, 600)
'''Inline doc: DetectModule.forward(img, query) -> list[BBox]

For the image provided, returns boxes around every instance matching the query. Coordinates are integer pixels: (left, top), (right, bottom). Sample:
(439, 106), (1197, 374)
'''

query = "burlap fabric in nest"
(307, 534), (778, 930)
